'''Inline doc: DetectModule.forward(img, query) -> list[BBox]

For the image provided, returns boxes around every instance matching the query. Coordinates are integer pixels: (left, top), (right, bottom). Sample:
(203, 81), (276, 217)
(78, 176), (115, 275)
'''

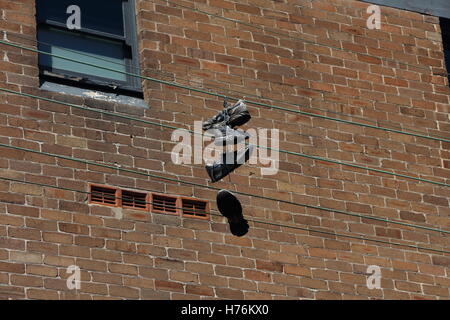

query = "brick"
(215, 288), (244, 299)
(141, 289), (170, 300)
(284, 265), (312, 277)
(109, 285), (140, 299)
(185, 284), (214, 297)
(80, 282), (108, 295)
(0, 0), (449, 301)
(215, 265), (243, 278)
(0, 261), (25, 273)
(43, 232), (73, 244)
(169, 271), (198, 283)
(91, 272), (122, 285)
(108, 263), (138, 276)
(155, 280), (184, 292)
(431, 256), (450, 267)
(10, 251), (42, 264)
(11, 275), (43, 287)
(26, 265), (58, 277)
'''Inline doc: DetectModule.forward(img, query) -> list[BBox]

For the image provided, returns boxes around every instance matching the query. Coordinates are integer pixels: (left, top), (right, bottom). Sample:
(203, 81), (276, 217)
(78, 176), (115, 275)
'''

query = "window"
(181, 198), (209, 220)
(36, 0), (141, 96)
(440, 18), (450, 84)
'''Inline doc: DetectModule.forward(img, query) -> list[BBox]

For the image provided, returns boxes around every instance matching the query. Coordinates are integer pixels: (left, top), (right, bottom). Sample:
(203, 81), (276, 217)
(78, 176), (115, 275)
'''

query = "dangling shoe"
(203, 99), (251, 131)
(216, 189), (249, 237)
(225, 99), (251, 128)
(205, 144), (254, 183)
(202, 108), (228, 131)
(212, 125), (250, 146)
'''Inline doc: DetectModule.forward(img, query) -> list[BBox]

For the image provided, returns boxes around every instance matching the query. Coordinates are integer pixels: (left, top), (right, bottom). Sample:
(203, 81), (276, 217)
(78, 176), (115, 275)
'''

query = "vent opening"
(151, 194), (178, 215)
(182, 198), (208, 219)
(90, 185), (117, 206)
(122, 190), (148, 210)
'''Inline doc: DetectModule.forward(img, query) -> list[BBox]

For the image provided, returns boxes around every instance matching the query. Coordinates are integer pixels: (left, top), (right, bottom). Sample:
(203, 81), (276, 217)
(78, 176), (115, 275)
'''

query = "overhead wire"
(1, 39), (449, 145)
(0, 175), (448, 255)
(0, 140), (449, 236)
(0, 1), (448, 257)
(0, 15), (448, 249)
(1, 87), (449, 188)
(5, 32), (450, 142)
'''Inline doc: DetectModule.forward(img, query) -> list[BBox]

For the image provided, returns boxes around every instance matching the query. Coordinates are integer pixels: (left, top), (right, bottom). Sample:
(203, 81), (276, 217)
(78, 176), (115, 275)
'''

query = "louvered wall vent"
(122, 190), (148, 210)
(89, 184), (209, 220)
(90, 185), (118, 206)
(181, 198), (209, 219)
(151, 194), (179, 215)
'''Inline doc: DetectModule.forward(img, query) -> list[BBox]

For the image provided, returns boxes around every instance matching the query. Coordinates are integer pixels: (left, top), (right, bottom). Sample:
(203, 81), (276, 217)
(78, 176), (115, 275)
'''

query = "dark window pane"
(440, 18), (450, 82)
(37, 0), (124, 36)
(38, 26), (127, 82)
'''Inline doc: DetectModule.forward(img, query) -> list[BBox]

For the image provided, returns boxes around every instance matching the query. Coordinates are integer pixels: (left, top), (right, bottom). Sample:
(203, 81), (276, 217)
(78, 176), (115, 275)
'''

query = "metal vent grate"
(181, 198), (208, 219)
(122, 190), (147, 210)
(90, 185), (117, 206)
(151, 194), (178, 214)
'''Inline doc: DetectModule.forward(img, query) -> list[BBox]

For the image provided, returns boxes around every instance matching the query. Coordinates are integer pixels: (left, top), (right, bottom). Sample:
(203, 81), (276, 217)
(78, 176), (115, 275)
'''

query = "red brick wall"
(0, 0), (449, 299)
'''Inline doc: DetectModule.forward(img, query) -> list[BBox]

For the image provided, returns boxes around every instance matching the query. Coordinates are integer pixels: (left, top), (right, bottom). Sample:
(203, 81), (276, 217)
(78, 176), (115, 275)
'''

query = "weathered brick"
(0, 0), (448, 301)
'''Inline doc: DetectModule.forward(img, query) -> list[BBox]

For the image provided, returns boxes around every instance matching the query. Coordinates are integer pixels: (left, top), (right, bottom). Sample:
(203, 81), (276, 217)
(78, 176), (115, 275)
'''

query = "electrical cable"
(1, 86), (449, 188)
(0, 29), (449, 247)
(6, 32), (449, 142)
(0, 175), (448, 255)
(0, 2), (448, 259)
(0, 141), (449, 235)
(1, 39), (449, 145)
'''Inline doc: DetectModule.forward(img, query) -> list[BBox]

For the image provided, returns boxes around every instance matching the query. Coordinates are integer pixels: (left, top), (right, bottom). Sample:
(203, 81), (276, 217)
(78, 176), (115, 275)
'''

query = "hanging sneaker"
(203, 99), (251, 131)
(205, 144), (254, 183)
(216, 189), (249, 237)
(226, 99), (251, 128)
(212, 125), (251, 146)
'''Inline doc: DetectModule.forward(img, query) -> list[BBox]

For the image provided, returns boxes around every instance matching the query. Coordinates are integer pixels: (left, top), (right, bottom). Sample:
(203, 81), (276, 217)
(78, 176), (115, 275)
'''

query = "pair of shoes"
(210, 126), (250, 146)
(216, 189), (249, 237)
(205, 145), (254, 183)
(203, 99), (251, 147)
(203, 99), (253, 183)
(202, 99), (251, 131)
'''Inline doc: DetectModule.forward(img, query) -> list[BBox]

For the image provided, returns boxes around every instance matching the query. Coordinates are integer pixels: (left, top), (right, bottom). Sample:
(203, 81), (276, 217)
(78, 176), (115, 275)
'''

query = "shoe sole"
(216, 190), (249, 237)
(216, 190), (243, 222)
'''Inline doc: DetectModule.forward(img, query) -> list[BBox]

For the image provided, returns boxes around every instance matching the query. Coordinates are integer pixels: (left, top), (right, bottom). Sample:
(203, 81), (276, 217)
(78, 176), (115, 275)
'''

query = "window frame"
(440, 17), (450, 85)
(36, 0), (142, 95)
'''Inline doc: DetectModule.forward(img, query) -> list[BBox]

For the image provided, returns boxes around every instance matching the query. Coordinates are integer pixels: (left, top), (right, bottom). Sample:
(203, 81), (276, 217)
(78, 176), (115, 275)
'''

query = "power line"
(0, 140), (449, 236)
(1, 39), (449, 145)
(0, 3), (447, 257)
(1, 175), (448, 255)
(6, 32), (449, 142)
(1, 87), (449, 187)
